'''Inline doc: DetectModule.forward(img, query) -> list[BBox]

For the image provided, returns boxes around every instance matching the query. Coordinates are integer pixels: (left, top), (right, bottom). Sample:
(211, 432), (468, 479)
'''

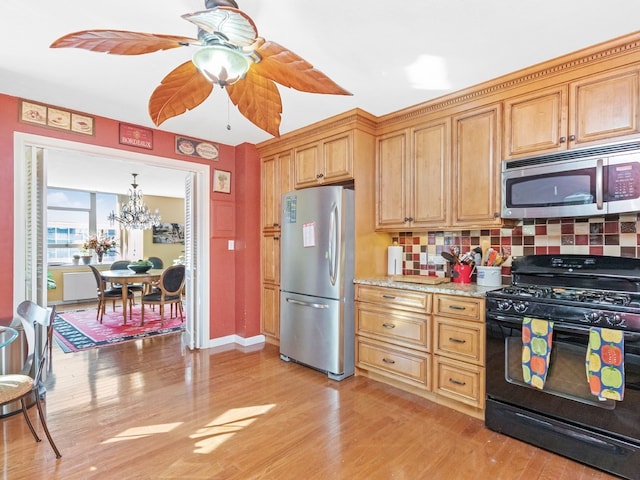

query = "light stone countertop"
(354, 276), (506, 298)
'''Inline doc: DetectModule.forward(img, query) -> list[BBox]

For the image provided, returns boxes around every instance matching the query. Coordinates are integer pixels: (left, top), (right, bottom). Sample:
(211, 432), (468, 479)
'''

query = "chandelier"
(108, 173), (161, 230)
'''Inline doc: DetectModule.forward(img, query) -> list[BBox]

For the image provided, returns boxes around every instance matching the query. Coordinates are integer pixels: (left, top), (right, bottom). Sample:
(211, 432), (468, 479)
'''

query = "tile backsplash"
(392, 213), (640, 282)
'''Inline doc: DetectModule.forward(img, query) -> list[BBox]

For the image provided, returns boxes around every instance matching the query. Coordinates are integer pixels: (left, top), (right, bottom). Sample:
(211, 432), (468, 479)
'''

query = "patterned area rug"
(53, 307), (185, 353)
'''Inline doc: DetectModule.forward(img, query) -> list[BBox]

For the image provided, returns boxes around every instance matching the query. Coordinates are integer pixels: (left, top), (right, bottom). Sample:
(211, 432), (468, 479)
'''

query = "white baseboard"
(206, 334), (266, 349)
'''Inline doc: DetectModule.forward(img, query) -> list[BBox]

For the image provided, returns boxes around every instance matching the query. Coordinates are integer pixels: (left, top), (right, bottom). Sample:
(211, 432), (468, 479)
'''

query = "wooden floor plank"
(1, 334), (619, 479)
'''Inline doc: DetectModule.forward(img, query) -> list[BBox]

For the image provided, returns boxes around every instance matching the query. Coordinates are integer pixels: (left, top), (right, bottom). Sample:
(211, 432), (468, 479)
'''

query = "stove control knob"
(496, 299), (512, 311)
(606, 313), (623, 326)
(513, 301), (529, 314)
(586, 311), (601, 323)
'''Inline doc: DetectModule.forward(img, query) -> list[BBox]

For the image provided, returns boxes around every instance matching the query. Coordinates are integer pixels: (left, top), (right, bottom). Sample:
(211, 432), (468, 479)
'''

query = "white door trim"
(13, 132), (210, 348)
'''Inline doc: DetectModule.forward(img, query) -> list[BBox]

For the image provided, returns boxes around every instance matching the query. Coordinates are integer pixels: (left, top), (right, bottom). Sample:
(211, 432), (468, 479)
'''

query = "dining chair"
(140, 265), (185, 326)
(148, 256), (164, 269)
(16, 300), (55, 370)
(88, 265), (134, 323)
(0, 300), (62, 458)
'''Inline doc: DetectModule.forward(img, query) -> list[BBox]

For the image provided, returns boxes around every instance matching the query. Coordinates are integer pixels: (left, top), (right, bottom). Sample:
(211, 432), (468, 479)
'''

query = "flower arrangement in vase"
(83, 233), (116, 263)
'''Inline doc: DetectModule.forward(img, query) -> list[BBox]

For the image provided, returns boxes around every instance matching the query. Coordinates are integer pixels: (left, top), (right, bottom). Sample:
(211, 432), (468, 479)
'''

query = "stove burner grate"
(498, 285), (634, 307)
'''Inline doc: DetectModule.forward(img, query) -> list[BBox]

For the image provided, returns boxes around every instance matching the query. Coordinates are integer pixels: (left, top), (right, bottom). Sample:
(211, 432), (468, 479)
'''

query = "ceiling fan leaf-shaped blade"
(182, 7), (257, 46)
(50, 30), (197, 55)
(227, 70), (282, 137)
(149, 61), (214, 126)
(253, 40), (351, 95)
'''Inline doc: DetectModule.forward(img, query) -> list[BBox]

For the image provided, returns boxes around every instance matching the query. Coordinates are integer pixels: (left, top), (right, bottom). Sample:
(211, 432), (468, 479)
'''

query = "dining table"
(100, 268), (164, 324)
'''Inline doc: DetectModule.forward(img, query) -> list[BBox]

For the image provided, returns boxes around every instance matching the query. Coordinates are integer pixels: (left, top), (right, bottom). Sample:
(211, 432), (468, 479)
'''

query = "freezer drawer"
(279, 291), (354, 380)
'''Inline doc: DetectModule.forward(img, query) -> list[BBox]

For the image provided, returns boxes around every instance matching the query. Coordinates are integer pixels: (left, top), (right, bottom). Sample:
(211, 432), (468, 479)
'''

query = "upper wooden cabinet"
(261, 150), (293, 232)
(452, 103), (502, 227)
(294, 132), (354, 188)
(376, 119), (450, 230)
(504, 67), (640, 159)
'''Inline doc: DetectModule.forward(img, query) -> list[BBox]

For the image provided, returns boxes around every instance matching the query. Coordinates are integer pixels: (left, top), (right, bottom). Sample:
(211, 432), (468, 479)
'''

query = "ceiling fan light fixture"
(192, 45), (251, 86)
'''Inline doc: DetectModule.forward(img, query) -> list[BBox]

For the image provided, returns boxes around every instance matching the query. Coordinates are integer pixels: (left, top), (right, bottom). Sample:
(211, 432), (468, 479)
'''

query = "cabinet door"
(376, 130), (409, 229)
(261, 151), (293, 231)
(261, 282), (280, 340)
(261, 155), (278, 231)
(322, 132), (353, 183)
(452, 104), (502, 227)
(294, 142), (321, 188)
(570, 68), (640, 147)
(503, 86), (568, 158)
(411, 120), (450, 227)
(261, 232), (280, 284)
(278, 150), (293, 205)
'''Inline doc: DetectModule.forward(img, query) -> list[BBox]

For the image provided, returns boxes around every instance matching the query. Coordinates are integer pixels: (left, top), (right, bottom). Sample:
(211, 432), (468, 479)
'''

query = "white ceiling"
(3, 0), (640, 196)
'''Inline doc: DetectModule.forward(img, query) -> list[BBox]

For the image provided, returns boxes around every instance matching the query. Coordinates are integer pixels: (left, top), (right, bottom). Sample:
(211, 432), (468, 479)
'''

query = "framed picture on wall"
(152, 223), (185, 244)
(213, 169), (231, 193)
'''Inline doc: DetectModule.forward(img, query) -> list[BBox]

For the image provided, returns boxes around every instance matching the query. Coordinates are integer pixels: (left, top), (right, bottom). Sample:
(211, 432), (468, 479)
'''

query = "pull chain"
(227, 96), (231, 131)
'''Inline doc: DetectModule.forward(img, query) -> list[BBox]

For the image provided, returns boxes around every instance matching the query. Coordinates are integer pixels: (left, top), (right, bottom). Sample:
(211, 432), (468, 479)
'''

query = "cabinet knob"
(403, 217), (414, 223)
(316, 173), (324, 179)
(559, 136), (566, 143)
(569, 134), (576, 141)
(274, 236), (280, 241)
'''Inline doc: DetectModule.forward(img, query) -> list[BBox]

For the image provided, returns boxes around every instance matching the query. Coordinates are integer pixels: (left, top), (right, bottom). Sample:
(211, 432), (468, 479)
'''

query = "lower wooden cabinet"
(355, 285), (431, 392)
(357, 337), (431, 390)
(433, 355), (485, 409)
(433, 294), (486, 415)
(355, 284), (486, 419)
(261, 282), (280, 342)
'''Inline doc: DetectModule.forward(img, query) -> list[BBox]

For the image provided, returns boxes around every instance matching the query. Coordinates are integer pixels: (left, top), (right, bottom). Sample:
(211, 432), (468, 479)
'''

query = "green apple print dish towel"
(586, 327), (625, 401)
(522, 317), (554, 389)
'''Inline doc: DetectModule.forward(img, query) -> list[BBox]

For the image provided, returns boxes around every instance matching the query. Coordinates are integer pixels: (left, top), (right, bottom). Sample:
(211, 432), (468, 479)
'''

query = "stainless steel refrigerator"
(279, 186), (355, 381)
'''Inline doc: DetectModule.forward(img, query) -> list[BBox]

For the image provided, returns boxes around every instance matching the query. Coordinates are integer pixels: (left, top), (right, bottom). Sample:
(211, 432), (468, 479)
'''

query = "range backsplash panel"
(393, 213), (640, 283)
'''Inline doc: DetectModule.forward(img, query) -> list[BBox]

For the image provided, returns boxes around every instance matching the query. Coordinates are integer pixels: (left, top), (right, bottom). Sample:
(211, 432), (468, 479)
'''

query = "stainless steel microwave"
(501, 142), (640, 218)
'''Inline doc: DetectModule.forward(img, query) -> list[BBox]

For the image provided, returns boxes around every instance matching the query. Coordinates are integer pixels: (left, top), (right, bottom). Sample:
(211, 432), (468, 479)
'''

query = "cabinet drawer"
(356, 285), (431, 313)
(357, 304), (430, 351)
(357, 337), (430, 389)
(434, 317), (484, 365)
(434, 356), (485, 408)
(434, 294), (483, 321)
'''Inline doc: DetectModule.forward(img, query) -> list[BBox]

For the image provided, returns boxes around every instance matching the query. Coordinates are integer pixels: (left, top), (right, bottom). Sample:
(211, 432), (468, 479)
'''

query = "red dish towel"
(522, 317), (554, 389)
(586, 327), (625, 401)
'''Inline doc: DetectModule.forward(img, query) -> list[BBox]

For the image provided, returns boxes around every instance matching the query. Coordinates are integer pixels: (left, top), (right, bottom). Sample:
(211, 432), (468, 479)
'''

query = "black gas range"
(486, 254), (640, 332)
(485, 254), (640, 479)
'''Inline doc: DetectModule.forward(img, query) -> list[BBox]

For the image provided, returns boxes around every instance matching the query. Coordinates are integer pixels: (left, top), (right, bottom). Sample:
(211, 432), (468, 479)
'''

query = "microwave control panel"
(607, 162), (640, 200)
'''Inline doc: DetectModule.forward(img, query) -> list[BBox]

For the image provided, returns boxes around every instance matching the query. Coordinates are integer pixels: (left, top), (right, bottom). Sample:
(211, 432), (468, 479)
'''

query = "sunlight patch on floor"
(101, 422), (182, 443)
(190, 404), (276, 454)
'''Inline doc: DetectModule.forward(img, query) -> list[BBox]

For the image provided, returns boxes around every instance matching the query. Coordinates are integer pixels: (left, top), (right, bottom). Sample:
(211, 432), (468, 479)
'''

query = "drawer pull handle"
(382, 357), (396, 364)
(449, 337), (466, 344)
(449, 378), (466, 386)
(448, 305), (466, 311)
(382, 295), (396, 299)
(382, 323), (396, 329)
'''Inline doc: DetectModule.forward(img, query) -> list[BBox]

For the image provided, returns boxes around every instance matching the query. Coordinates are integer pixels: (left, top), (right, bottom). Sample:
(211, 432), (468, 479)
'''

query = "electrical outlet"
(228, 240), (234, 250)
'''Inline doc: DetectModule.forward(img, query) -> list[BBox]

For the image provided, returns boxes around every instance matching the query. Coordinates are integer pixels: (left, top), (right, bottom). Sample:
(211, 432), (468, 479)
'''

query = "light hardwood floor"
(1, 333), (618, 480)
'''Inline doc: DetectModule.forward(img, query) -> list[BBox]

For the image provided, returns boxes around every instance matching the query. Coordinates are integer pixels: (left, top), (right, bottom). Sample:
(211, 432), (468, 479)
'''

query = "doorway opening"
(13, 133), (210, 349)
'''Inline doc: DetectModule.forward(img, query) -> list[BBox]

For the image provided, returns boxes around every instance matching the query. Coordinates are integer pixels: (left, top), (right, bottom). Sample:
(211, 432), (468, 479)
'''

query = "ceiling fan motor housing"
(205, 0), (239, 9)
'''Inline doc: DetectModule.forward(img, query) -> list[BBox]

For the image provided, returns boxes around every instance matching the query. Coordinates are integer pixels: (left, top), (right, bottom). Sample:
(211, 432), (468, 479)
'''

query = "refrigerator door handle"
(328, 202), (339, 286)
(285, 297), (330, 309)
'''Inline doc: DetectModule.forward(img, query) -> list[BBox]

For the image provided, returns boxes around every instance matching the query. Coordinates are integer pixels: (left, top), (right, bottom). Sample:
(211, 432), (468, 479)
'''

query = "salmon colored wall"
(0, 93), (261, 341)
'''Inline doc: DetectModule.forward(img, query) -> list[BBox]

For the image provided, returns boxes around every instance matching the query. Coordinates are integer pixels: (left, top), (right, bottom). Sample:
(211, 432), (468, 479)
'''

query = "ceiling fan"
(50, 0), (351, 137)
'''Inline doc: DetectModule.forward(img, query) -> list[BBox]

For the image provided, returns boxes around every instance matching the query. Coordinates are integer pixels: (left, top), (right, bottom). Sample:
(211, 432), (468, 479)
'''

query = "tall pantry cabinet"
(257, 109), (383, 344)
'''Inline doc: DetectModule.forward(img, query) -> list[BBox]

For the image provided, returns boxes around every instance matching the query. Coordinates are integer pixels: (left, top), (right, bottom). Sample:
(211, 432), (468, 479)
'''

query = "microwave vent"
(504, 141), (640, 170)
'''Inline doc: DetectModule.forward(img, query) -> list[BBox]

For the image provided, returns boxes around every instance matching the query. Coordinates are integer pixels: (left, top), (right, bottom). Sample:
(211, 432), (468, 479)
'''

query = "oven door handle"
(487, 313), (640, 341)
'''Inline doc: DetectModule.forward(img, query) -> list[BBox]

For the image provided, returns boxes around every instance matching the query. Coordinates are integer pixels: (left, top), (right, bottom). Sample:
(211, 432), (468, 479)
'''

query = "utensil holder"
(476, 266), (502, 286)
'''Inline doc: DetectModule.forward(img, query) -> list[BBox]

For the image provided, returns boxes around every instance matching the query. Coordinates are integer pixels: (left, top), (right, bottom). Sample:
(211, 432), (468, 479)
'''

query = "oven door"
(486, 312), (640, 443)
